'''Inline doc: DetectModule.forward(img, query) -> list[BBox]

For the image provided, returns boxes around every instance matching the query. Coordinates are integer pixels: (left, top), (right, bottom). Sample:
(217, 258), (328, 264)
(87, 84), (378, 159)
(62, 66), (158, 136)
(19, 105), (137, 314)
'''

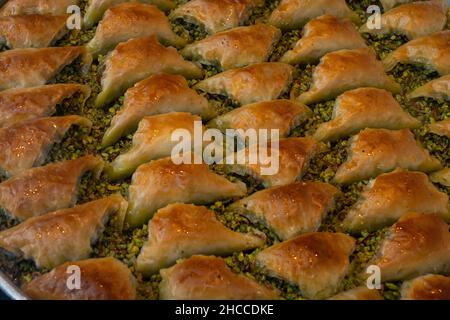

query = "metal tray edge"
(0, 270), (29, 300)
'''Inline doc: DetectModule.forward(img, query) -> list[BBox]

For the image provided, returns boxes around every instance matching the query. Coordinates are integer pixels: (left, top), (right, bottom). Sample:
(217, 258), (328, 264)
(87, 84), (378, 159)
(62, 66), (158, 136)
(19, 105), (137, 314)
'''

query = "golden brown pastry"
(313, 87), (420, 142)
(159, 255), (279, 300)
(87, 3), (185, 57)
(342, 169), (450, 232)
(408, 74), (450, 101)
(0, 84), (91, 128)
(194, 62), (294, 105)
(228, 137), (319, 188)
(107, 112), (203, 180)
(230, 182), (340, 240)
(0, 46), (92, 91)
(370, 212), (450, 281)
(280, 15), (367, 65)
(329, 286), (384, 300)
(0, 194), (128, 269)
(126, 157), (247, 227)
(429, 119), (450, 138)
(208, 99), (311, 139)
(101, 74), (214, 147)
(0, 0), (78, 16)
(95, 36), (203, 107)
(181, 24), (281, 70)
(268, 0), (359, 31)
(360, 1), (448, 39)
(0, 14), (68, 49)
(334, 128), (442, 184)
(383, 31), (450, 75)
(84, 0), (176, 29)
(256, 232), (356, 299)
(23, 257), (136, 300)
(401, 274), (450, 300)
(381, 0), (415, 10)
(136, 203), (265, 275)
(0, 155), (104, 220)
(0, 116), (92, 177)
(170, 0), (263, 34)
(430, 167), (450, 187)
(295, 48), (401, 105)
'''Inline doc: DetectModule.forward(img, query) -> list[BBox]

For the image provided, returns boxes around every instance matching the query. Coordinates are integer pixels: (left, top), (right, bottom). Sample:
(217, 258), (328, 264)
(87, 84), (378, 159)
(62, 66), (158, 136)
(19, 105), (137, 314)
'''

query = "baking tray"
(0, 270), (28, 300)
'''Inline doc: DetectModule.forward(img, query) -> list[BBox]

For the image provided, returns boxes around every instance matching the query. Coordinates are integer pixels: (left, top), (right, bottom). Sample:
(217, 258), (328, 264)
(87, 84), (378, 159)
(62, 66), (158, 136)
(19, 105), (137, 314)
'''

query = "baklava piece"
(360, 1), (447, 39)
(136, 203), (265, 275)
(170, 0), (263, 34)
(383, 31), (450, 76)
(87, 3), (185, 57)
(430, 167), (450, 187)
(84, 0), (175, 29)
(208, 99), (311, 139)
(429, 119), (450, 138)
(0, 46), (91, 90)
(313, 87), (420, 142)
(401, 274), (450, 300)
(23, 257), (136, 300)
(295, 48), (401, 105)
(228, 137), (319, 188)
(268, 0), (359, 31)
(334, 128), (442, 184)
(256, 232), (355, 299)
(0, 84), (90, 128)
(0, 14), (68, 49)
(230, 181), (340, 240)
(95, 36), (202, 107)
(370, 212), (450, 281)
(0, 0), (78, 16)
(194, 62), (294, 105)
(126, 157), (247, 227)
(342, 169), (449, 232)
(408, 74), (450, 101)
(181, 24), (281, 70)
(0, 116), (92, 176)
(0, 195), (127, 269)
(0, 155), (104, 220)
(280, 15), (367, 65)
(159, 255), (279, 300)
(107, 112), (203, 180)
(101, 73), (213, 147)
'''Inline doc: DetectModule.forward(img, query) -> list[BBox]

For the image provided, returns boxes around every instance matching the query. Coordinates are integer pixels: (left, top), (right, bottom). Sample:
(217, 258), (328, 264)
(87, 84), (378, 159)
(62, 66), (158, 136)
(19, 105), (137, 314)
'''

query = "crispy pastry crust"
(0, 195), (128, 269)
(256, 232), (356, 299)
(383, 31), (450, 75)
(127, 157), (247, 227)
(401, 274), (450, 300)
(230, 181), (340, 240)
(342, 168), (450, 232)
(0, 155), (104, 220)
(296, 48), (401, 105)
(194, 62), (294, 105)
(159, 255), (279, 300)
(136, 203), (265, 275)
(371, 213), (450, 281)
(334, 128), (442, 184)
(0, 84), (91, 128)
(181, 24), (281, 70)
(170, 0), (263, 34)
(23, 257), (137, 300)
